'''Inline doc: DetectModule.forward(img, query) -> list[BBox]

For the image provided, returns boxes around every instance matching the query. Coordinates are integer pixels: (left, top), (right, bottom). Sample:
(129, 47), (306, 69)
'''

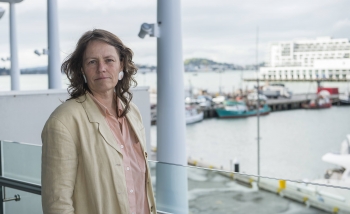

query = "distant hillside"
(184, 58), (244, 72)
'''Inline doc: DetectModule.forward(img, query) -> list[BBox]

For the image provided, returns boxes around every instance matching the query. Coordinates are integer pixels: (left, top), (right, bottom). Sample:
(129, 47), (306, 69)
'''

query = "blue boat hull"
(216, 105), (271, 118)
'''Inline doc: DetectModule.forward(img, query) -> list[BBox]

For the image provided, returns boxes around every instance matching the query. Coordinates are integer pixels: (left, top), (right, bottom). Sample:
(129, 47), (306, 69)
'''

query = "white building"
(260, 37), (350, 80)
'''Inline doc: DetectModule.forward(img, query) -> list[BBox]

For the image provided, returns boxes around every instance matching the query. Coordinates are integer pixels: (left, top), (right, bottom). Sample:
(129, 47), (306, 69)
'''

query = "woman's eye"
(88, 60), (95, 65)
(107, 59), (114, 62)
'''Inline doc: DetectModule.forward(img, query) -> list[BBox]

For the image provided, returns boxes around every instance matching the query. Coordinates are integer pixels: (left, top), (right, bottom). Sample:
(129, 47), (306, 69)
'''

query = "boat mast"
(256, 26), (261, 185)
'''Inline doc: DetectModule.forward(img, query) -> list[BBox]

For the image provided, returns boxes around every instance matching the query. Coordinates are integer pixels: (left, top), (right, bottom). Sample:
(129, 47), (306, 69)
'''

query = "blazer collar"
(78, 94), (121, 154)
(78, 94), (145, 154)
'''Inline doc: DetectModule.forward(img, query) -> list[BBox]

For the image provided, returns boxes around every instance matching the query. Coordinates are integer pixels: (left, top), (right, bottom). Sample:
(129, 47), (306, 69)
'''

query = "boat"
(320, 135), (350, 187)
(302, 99), (332, 109)
(215, 100), (271, 118)
(302, 90), (332, 109)
(339, 83), (350, 105)
(310, 135), (350, 206)
(185, 106), (204, 124)
(151, 105), (204, 125)
(339, 91), (350, 105)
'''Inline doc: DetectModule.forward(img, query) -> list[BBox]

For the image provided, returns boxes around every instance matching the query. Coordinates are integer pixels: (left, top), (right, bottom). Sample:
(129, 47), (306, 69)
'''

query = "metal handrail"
(0, 176), (172, 213)
(0, 177), (41, 195)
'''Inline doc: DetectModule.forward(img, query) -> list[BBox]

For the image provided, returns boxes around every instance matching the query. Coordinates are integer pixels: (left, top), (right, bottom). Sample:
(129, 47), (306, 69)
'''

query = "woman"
(41, 29), (156, 214)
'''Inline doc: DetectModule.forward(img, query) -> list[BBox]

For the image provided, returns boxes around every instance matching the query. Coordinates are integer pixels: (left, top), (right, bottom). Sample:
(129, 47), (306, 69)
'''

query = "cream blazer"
(41, 94), (156, 214)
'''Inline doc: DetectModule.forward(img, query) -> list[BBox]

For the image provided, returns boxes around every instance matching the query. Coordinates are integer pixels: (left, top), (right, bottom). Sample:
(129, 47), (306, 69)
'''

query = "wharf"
(266, 93), (339, 112)
(200, 93), (340, 118)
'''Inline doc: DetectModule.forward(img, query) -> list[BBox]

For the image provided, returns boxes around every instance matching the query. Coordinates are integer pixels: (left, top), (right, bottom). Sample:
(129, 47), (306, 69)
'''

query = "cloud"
(0, 0), (349, 68)
(333, 18), (350, 29)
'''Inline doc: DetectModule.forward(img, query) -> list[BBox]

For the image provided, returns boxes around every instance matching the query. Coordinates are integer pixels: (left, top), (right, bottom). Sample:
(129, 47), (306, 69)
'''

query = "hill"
(184, 58), (244, 72)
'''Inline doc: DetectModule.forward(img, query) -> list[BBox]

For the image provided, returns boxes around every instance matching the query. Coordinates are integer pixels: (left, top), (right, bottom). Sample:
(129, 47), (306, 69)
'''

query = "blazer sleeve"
(41, 116), (78, 214)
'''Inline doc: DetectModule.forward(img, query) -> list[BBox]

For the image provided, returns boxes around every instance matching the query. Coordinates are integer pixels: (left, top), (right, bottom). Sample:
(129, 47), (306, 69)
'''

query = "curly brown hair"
(62, 29), (138, 117)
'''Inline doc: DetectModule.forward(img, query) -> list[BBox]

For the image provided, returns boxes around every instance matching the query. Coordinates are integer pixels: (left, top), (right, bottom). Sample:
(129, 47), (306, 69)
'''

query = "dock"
(266, 93), (340, 112)
(199, 93), (340, 118)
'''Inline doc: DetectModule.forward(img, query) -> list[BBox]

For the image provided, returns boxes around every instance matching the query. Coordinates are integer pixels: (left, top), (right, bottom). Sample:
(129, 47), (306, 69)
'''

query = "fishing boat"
(302, 90), (332, 109)
(186, 106), (204, 124)
(302, 99), (332, 109)
(339, 92), (350, 105)
(215, 100), (271, 118)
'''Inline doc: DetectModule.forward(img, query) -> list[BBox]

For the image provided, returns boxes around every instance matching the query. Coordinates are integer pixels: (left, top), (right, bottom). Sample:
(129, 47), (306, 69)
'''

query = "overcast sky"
(0, 0), (349, 68)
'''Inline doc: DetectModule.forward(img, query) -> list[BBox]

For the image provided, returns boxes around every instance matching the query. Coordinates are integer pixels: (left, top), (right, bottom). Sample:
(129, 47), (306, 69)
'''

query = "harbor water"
(1, 71), (349, 182)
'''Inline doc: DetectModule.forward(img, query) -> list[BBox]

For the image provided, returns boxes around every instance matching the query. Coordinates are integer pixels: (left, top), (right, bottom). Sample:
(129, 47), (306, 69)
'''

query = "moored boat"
(215, 100), (271, 118)
(339, 91), (350, 105)
(186, 107), (204, 124)
(302, 101), (332, 109)
(302, 90), (332, 109)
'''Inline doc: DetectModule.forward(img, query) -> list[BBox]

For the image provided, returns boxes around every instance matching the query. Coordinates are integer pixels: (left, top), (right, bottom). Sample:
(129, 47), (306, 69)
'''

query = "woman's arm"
(41, 117), (78, 214)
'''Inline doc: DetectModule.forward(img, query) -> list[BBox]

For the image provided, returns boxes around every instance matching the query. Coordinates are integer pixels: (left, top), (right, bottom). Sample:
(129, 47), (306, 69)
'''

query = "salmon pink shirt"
(89, 93), (149, 214)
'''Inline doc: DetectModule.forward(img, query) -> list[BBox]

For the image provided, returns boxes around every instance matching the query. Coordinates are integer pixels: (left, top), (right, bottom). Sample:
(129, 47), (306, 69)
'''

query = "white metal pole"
(256, 26), (261, 185)
(47, 0), (61, 89)
(156, 0), (188, 213)
(9, 2), (20, 91)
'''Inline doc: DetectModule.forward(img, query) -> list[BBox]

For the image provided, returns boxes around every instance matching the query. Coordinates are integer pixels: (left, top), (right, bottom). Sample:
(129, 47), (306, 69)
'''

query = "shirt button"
(130, 189), (134, 193)
(126, 167), (130, 170)
(120, 145), (124, 149)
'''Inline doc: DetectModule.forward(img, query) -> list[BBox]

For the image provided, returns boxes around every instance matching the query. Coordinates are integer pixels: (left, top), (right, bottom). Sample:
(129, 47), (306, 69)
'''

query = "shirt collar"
(88, 93), (124, 122)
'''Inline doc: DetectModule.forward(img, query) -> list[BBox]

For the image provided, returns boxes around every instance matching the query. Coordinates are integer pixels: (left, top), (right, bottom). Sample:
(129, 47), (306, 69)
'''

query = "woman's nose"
(97, 61), (107, 73)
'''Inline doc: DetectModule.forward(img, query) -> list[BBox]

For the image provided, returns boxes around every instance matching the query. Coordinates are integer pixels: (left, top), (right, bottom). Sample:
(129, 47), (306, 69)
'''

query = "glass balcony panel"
(4, 187), (42, 214)
(1, 141), (41, 184)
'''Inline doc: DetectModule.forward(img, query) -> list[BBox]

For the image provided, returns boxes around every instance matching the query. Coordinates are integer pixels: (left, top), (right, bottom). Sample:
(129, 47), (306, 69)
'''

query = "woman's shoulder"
(49, 95), (86, 120)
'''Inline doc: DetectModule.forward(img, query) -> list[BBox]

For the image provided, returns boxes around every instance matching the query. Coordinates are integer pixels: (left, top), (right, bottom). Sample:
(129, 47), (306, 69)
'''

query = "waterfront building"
(260, 37), (350, 80)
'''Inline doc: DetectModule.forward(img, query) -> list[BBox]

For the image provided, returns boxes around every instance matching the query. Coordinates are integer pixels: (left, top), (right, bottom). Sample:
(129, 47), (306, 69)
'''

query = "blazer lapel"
(79, 94), (122, 154)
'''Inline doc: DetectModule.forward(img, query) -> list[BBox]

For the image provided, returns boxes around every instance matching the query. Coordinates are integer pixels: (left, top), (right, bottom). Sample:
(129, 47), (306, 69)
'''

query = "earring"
(83, 74), (87, 83)
(118, 71), (124, 80)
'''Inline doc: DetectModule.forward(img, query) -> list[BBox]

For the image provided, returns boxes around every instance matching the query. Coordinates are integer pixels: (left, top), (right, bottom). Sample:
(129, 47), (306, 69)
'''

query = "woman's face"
(82, 40), (123, 95)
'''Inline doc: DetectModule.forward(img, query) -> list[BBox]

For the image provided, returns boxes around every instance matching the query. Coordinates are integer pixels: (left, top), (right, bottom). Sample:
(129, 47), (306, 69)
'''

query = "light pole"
(0, 0), (23, 91)
(138, 1), (188, 213)
(47, 0), (61, 89)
